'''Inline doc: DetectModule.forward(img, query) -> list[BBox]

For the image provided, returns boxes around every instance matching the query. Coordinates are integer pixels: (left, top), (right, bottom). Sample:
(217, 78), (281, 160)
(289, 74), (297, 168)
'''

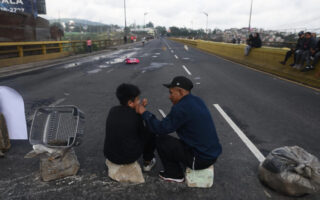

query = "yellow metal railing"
(0, 39), (125, 60)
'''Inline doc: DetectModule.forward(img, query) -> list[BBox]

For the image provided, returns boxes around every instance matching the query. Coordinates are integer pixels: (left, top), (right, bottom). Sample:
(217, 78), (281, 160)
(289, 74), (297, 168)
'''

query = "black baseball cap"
(163, 76), (193, 91)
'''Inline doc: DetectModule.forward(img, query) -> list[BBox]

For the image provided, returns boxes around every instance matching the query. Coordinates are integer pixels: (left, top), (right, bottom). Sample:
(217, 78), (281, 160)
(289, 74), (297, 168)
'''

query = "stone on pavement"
(105, 159), (145, 184)
(40, 148), (80, 182)
(186, 165), (214, 188)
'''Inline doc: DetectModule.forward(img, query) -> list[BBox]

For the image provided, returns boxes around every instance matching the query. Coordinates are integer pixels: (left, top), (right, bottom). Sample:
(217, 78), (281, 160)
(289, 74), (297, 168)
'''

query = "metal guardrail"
(0, 39), (125, 60)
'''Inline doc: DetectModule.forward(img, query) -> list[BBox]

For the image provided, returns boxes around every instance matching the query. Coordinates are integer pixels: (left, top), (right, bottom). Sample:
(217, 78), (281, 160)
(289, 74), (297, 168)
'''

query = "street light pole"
(248, 0), (253, 33)
(144, 12), (148, 30)
(124, 0), (127, 36)
(203, 12), (208, 34)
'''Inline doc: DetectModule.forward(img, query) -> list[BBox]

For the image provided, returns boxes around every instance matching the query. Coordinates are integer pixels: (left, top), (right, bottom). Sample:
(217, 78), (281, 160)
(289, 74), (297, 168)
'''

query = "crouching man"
(103, 83), (156, 179)
(136, 76), (222, 183)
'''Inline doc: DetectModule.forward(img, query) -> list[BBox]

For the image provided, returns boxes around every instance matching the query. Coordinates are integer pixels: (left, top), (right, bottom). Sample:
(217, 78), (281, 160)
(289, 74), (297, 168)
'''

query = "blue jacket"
(142, 94), (222, 160)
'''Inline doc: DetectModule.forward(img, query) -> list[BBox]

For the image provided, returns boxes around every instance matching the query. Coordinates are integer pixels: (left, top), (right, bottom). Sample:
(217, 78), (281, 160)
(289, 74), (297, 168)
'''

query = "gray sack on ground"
(258, 146), (320, 196)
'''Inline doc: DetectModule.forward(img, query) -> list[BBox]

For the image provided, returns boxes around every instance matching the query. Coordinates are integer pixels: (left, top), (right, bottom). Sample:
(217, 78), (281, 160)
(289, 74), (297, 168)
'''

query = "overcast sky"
(43, 0), (320, 31)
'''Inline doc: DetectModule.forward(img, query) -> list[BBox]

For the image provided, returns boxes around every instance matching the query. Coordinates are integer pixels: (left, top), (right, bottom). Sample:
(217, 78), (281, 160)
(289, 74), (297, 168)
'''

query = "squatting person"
(136, 76), (222, 183)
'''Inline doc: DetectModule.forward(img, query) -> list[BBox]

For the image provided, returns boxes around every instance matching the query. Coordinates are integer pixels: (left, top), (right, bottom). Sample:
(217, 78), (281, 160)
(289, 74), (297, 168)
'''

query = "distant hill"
(49, 18), (108, 26)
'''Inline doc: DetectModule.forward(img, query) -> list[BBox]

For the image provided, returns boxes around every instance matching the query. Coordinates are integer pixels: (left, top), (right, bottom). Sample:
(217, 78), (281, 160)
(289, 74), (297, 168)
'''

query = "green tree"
(146, 22), (154, 28)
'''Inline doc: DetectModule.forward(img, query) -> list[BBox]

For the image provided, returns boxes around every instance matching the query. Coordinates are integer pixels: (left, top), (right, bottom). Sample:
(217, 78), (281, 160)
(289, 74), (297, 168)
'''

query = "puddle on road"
(87, 69), (102, 74)
(105, 52), (137, 65)
(141, 62), (172, 72)
(99, 65), (111, 68)
(64, 63), (80, 69)
(140, 53), (150, 57)
(155, 53), (161, 55)
(152, 56), (158, 58)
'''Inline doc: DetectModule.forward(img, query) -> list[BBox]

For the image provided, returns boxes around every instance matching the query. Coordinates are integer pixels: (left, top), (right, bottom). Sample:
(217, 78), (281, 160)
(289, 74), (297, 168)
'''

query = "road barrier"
(171, 38), (320, 89)
(0, 39), (124, 68)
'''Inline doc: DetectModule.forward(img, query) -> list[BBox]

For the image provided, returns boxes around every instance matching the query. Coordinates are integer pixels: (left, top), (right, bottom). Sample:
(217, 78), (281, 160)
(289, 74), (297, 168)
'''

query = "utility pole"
(248, 0), (253, 33)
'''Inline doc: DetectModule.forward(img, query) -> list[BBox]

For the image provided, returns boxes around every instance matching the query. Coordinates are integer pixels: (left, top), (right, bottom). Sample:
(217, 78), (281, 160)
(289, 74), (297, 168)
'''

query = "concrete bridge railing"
(171, 38), (320, 89)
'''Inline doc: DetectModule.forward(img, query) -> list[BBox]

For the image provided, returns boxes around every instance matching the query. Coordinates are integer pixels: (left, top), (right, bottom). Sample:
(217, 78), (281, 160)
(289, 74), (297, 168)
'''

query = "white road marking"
(174, 55), (179, 59)
(171, 50), (174, 53)
(182, 65), (192, 76)
(213, 104), (265, 163)
(158, 109), (166, 118)
(196, 82), (200, 85)
(184, 45), (189, 51)
(27, 98), (66, 121)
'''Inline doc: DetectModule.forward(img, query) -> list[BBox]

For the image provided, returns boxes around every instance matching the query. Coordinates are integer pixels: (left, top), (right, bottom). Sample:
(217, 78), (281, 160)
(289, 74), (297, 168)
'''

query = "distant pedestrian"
(280, 31), (304, 66)
(86, 38), (92, 53)
(237, 37), (241, 44)
(123, 36), (127, 44)
(301, 37), (320, 72)
(232, 37), (236, 44)
(245, 33), (262, 56)
(130, 36), (134, 43)
(294, 32), (316, 70)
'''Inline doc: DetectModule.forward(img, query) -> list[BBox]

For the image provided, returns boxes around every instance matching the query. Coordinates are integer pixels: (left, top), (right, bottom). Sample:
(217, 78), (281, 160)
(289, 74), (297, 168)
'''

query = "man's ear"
(127, 100), (134, 107)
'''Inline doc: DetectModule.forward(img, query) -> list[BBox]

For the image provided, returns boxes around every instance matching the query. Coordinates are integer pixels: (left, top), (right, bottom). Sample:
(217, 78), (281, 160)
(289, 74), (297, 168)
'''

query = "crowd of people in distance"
(280, 31), (320, 72)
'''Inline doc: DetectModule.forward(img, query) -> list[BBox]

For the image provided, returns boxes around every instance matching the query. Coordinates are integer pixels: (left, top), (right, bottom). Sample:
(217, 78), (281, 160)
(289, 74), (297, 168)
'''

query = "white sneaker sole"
(159, 174), (184, 183)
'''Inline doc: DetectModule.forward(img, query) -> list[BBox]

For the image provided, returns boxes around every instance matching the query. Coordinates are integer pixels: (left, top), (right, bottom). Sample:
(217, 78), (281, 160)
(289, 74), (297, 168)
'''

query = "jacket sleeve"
(142, 106), (188, 135)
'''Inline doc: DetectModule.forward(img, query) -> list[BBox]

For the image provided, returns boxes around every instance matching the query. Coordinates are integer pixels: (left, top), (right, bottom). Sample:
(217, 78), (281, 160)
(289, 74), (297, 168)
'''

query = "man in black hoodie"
(103, 83), (156, 172)
(245, 33), (262, 56)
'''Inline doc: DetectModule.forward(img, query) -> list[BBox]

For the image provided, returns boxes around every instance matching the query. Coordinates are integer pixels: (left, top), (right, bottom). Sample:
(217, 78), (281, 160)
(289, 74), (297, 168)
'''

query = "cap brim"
(163, 83), (172, 88)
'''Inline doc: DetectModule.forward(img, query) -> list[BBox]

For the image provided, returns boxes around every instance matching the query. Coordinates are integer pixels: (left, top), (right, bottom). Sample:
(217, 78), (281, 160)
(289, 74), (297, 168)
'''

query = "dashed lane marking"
(213, 104), (265, 163)
(182, 65), (192, 76)
(174, 55), (179, 59)
(158, 109), (166, 118)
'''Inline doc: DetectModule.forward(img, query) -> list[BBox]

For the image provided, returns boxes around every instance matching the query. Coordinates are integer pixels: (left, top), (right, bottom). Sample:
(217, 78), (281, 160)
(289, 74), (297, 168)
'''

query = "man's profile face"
(169, 88), (183, 105)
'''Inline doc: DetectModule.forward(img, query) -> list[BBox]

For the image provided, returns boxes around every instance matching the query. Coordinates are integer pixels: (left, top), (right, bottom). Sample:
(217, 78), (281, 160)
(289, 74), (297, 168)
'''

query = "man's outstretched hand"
(136, 98), (147, 114)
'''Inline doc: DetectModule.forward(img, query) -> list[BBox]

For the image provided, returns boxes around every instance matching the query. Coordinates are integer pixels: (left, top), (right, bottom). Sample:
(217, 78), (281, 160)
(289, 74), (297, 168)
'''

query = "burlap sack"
(0, 114), (11, 152)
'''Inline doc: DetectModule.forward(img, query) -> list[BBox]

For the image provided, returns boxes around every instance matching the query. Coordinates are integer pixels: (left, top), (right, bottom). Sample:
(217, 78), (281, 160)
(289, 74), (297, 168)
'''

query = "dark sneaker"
(159, 171), (184, 183)
(290, 63), (295, 67)
(280, 61), (286, 65)
(143, 158), (156, 172)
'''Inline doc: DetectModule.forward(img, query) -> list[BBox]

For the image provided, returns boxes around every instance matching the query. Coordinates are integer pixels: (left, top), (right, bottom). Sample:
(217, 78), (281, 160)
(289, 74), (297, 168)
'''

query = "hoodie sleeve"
(142, 106), (188, 135)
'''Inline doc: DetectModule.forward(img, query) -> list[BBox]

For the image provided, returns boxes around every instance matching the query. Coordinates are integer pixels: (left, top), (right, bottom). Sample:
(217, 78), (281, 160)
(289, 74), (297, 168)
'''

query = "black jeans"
(156, 135), (217, 177)
(142, 131), (156, 162)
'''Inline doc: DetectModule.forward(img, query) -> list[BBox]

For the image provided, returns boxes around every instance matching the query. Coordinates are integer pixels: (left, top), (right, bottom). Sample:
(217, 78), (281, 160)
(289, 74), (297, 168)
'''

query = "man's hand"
(142, 98), (148, 107)
(136, 103), (146, 115)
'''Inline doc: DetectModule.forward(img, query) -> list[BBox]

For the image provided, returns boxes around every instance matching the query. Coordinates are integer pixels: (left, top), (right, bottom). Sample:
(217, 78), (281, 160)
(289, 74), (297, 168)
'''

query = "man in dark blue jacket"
(136, 76), (222, 183)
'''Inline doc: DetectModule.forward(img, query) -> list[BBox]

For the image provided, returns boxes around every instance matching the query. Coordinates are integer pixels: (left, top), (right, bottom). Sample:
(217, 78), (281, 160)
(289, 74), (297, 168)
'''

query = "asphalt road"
(0, 38), (320, 200)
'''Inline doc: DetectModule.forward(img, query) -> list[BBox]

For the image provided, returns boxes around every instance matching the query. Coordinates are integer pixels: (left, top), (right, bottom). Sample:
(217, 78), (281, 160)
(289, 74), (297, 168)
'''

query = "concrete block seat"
(105, 159), (145, 184)
(185, 165), (214, 188)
